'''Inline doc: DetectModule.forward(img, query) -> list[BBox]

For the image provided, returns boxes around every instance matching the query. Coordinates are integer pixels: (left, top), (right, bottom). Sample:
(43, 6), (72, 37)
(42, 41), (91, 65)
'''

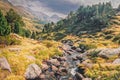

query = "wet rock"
(48, 59), (60, 66)
(57, 57), (67, 61)
(52, 65), (58, 72)
(0, 57), (11, 72)
(71, 46), (77, 50)
(76, 54), (84, 62)
(113, 58), (120, 64)
(72, 56), (78, 61)
(39, 74), (46, 79)
(41, 63), (49, 71)
(63, 62), (69, 67)
(75, 72), (84, 80)
(25, 64), (41, 80)
(98, 48), (120, 58)
(76, 48), (82, 52)
(59, 67), (68, 73)
(52, 56), (59, 59)
(71, 68), (77, 76)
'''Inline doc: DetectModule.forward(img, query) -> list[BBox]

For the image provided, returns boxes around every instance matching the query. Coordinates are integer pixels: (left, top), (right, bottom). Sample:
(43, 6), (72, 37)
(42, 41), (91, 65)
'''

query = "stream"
(41, 40), (87, 80)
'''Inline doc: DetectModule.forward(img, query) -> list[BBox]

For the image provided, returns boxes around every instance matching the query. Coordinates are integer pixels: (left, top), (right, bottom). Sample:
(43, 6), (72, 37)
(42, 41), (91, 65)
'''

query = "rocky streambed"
(1, 40), (120, 80)
(25, 40), (92, 80)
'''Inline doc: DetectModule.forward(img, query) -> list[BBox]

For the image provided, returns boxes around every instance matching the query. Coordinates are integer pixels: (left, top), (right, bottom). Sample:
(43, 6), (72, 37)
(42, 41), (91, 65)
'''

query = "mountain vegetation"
(42, 2), (116, 40)
(1, 1), (120, 80)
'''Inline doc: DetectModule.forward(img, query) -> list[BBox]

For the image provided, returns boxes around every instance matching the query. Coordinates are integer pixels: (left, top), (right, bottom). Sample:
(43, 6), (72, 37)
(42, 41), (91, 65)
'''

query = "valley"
(0, 0), (120, 80)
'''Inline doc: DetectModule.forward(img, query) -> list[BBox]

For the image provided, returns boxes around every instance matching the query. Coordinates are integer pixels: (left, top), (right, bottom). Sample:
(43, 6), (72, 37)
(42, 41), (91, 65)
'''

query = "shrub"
(89, 50), (101, 58)
(0, 36), (21, 45)
(112, 35), (120, 42)
(79, 43), (97, 50)
(104, 30), (114, 35)
(105, 35), (113, 39)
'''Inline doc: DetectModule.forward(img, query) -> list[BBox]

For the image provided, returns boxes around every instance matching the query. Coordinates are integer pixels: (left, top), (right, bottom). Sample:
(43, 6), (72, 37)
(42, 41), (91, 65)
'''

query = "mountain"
(7, 0), (62, 22)
(0, 0), (44, 32)
(0, 0), (33, 18)
(41, 2), (117, 40)
(49, 14), (62, 23)
(25, 8), (61, 23)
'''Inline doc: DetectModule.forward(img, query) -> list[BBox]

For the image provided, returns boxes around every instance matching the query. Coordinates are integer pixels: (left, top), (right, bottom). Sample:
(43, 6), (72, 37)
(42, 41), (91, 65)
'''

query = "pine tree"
(31, 32), (36, 39)
(5, 9), (24, 32)
(14, 21), (21, 34)
(0, 10), (11, 36)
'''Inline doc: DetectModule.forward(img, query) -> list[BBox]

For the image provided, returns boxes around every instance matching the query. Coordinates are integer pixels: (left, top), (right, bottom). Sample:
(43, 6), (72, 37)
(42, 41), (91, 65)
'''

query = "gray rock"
(76, 48), (82, 52)
(0, 57), (11, 72)
(113, 58), (120, 64)
(9, 48), (21, 52)
(25, 64), (42, 79)
(48, 59), (60, 66)
(83, 78), (92, 80)
(39, 74), (46, 79)
(41, 63), (49, 70)
(98, 48), (120, 58)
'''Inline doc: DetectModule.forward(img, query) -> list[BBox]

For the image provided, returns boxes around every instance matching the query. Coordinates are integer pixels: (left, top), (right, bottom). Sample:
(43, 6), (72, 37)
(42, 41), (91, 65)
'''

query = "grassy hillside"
(0, 33), (62, 80)
(0, 0), (43, 32)
(59, 15), (120, 49)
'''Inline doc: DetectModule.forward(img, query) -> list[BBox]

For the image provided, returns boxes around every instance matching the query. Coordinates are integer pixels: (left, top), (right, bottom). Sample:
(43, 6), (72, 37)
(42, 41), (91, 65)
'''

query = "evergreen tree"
(5, 9), (24, 32)
(25, 30), (31, 38)
(14, 21), (21, 34)
(0, 10), (11, 36)
(31, 32), (36, 39)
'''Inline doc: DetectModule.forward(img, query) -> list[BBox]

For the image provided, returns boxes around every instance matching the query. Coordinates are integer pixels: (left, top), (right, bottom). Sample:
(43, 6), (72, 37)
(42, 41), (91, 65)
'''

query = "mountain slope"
(0, 0), (33, 18)
(41, 2), (116, 40)
(0, 0), (44, 32)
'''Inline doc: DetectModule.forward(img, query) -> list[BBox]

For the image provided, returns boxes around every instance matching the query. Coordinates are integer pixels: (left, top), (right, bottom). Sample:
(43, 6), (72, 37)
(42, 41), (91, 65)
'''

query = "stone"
(57, 57), (67, 61)
(52, 65), (58, 72)
(76, 48), (82, 52)
(0, 57), (11, 72)
(98, 48), (120, 58)
(41, 63), (49, 70)
(83, 78), (92, 80)
(48, 59), (60, 66)
(113, 58), (120, 64)
(9, 48), (21, 52)
(39, 74), (46, 79)
(25, 64), (42, 79)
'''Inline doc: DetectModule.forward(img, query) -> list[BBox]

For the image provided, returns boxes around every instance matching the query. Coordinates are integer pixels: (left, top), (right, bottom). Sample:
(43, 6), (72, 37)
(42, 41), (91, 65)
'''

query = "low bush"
(112, 34), (120, 43)
(0, 36), (21, 45)
(79, 43), (97, 50)
(105, 35), (113, 39)
(89, 50), (101, 58)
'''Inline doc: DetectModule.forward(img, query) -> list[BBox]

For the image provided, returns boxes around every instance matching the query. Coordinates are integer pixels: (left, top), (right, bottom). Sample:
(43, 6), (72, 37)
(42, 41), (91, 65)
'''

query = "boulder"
(25, 64), (42, 80)
(0, 57), (11, 72)
(113, 58), (120, 64)
(98, 48), (120, 58)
